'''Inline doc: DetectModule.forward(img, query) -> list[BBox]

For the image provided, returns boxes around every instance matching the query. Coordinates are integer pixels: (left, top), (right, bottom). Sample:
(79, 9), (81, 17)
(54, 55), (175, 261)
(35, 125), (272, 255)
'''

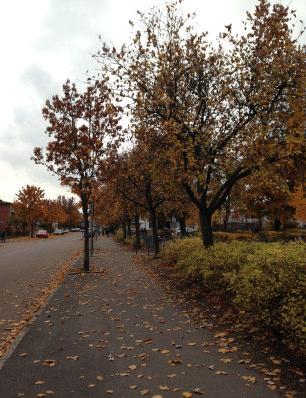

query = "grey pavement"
(0, 237), (285, 397)
(0, 233), (82, 350)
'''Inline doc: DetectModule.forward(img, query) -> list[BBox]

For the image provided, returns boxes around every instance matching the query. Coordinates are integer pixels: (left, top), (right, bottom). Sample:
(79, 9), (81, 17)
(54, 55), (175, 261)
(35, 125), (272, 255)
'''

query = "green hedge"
(160, 238), (306, 349)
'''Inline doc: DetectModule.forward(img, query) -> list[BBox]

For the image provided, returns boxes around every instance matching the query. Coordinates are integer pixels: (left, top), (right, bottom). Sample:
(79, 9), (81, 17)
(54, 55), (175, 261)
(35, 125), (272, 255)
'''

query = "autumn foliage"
(97, 0), (305, 247)
(13, 185), (81, 236)
(33, 0), (305, 255)
(14, 185), (45, 237)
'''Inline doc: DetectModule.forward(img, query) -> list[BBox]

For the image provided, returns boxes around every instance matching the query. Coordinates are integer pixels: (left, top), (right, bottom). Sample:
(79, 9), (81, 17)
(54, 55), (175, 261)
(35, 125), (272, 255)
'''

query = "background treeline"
(9, 185), (81, 237)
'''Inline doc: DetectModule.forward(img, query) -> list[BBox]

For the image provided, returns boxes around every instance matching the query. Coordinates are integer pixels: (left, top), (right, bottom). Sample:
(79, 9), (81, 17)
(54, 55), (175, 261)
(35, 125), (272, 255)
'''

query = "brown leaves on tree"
(96, 0), (305, 247)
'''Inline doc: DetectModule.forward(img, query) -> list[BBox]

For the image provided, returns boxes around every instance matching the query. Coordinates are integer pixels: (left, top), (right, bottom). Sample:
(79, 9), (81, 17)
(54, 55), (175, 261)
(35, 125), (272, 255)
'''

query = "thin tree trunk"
(149, 207), (159, 255)
(122, 220), (127, 240)
(199, 208), (213, 247)
(30, 221), (34, 238)
(178, 216), (187, 236)
(126, 215), (132, 237)
(135, 214), (141, 249)
(274, 218), (281, 231)
(82, 199), (90, 272)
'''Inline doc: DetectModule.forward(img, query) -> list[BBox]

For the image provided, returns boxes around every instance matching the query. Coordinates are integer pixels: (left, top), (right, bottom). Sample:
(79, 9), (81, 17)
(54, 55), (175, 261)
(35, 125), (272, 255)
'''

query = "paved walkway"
(0, 238), (283, 397)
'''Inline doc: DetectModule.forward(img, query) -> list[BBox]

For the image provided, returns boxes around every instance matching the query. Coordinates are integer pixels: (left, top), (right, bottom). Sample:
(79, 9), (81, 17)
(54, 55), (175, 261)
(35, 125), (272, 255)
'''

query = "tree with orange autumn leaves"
(33, 79), (122, 270)
(97, 0), (305, 246)
(14, 185), (45, 237)
(57, 195), (82, 229)
(14, 186), (81, 236)
(40, 199), (68, 227)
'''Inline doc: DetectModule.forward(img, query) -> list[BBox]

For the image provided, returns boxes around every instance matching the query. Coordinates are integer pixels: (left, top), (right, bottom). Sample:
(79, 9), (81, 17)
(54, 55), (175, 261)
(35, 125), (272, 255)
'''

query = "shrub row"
(213, 230), (306, 243)
(160, 238), (306, 350)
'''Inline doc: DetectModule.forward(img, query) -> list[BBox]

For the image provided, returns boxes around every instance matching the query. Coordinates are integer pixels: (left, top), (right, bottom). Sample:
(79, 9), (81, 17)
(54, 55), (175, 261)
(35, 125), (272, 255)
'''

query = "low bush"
(160, 237), (203, 265)
(114, 230), (125, 243)
(227, 242), (305, 346)
(160, 238), (306, 349)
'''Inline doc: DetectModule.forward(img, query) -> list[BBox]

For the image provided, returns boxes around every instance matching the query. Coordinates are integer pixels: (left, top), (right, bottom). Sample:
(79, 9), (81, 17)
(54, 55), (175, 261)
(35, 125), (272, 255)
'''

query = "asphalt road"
(0, 233), (82, 351)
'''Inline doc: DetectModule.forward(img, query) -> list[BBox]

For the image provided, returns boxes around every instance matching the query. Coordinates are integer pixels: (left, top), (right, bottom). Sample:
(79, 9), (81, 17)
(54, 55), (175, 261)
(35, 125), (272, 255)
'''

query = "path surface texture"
(0, 237), (281, 397)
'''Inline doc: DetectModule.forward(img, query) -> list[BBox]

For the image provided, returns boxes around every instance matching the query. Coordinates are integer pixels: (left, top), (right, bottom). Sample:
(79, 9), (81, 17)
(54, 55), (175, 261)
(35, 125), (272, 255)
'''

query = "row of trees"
(33, 0), (305, 270)
(12, 185), (81, 237)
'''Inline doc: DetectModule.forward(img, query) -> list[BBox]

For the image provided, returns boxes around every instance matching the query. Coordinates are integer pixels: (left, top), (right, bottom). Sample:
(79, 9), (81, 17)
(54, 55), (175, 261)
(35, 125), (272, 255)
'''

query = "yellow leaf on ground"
(159, 385), (170, 391)
(241, 375), (256, 384)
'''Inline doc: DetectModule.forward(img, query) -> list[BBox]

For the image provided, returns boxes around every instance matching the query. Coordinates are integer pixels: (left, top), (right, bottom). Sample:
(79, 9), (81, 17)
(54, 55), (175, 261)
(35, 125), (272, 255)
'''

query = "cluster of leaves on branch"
(96, 0), (305, 247)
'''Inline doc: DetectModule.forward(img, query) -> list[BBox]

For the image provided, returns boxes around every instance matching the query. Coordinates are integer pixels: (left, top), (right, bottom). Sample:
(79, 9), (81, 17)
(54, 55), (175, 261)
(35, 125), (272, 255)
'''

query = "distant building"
(0, 200), (13, 232)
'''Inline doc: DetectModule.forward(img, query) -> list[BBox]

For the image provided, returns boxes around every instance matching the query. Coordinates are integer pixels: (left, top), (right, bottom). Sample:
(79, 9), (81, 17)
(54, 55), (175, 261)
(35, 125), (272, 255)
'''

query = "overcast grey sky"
(0, 0), (305, 202)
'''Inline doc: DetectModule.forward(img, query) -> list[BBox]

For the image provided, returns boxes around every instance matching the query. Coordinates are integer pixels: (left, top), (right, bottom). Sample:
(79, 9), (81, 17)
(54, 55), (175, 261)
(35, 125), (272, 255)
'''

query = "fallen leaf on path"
(66, 355), (79, 361)
(43, 359), (56, 367)
(220, 358), (232, 363)
(215, 332), (229, 338)
(159, 385), (170, 391)
(241, 375), (256, 384)
(192, 387), (204, 395)
(168, 358), (182, 366)
(215, 371), (227, 375)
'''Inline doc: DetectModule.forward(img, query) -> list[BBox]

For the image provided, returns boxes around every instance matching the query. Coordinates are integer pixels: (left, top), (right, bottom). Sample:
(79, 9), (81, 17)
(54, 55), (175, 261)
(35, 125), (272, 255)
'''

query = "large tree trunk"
(82, 201), (90, 272)
(149, 207), (159, 256)
(134, 214), (141, 249)
(199, 208), (213, 247)
(178, 216), (187, 236)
